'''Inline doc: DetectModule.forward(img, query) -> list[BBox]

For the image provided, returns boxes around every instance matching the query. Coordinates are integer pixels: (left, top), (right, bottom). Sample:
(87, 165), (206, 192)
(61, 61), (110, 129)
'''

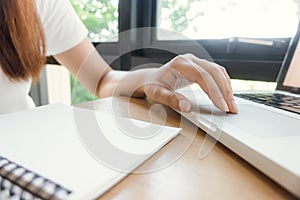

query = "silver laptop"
(176, 25), (300, 197)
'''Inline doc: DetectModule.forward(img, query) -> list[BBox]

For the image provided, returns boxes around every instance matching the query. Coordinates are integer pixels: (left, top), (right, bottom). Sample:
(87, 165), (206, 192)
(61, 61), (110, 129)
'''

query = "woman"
(0, 0), (238, 114)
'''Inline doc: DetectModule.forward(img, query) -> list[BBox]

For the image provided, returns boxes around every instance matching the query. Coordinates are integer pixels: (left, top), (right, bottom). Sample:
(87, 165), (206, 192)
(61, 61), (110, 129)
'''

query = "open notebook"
(0, 104), (181, 200)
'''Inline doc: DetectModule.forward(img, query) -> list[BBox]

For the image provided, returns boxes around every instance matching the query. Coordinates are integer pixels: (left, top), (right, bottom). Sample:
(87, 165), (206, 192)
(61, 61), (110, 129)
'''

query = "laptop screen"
(276, 22), (300, 94)
(282, 38), (300, 88)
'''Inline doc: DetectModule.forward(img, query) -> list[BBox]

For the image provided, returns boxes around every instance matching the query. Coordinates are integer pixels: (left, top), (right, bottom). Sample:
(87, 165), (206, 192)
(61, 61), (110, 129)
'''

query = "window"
(70, 0), (119, 42)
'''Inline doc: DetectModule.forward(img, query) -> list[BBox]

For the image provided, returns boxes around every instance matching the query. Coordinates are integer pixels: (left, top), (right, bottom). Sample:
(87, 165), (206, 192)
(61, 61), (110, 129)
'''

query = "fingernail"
(179, 100), (191, 112)
(221, 99), (229, 112)
(231, 99), (238, 113)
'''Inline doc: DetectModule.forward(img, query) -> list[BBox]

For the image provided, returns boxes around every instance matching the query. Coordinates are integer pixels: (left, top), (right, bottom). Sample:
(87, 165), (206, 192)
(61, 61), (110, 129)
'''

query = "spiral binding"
(0, 156), (72, 200)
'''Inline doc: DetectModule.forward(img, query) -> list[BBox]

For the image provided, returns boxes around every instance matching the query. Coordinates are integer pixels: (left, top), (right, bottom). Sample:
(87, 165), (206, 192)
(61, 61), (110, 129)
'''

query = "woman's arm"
(54, 37), (238, 113)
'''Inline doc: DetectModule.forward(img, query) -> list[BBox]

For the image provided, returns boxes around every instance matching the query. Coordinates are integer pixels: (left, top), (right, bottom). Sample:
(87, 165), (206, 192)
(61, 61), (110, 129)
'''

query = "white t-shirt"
(0, 0), (88, 114)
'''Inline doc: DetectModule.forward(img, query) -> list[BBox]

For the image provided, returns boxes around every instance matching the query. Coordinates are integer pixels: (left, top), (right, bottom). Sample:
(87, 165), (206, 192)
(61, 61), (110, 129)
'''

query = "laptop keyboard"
(234, 93), (300, 115)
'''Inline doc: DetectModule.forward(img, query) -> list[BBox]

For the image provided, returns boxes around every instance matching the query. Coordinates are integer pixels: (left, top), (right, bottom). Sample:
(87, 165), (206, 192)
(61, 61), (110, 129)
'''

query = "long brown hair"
(0, 0), (46, 82)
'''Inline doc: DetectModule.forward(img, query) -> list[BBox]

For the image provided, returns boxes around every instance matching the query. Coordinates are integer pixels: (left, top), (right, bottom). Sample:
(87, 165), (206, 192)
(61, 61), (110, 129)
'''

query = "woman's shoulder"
(35, 0), (68, 18)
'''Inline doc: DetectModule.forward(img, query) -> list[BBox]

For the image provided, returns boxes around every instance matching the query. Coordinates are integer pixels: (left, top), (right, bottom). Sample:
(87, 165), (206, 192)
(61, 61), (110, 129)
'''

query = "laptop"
(176, 25), (300, 197)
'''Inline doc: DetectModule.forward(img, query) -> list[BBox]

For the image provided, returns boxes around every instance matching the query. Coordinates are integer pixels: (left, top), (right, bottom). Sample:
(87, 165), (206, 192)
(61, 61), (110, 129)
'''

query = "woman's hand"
(54, 38), (237, 113)
(142, 54), (238, 113)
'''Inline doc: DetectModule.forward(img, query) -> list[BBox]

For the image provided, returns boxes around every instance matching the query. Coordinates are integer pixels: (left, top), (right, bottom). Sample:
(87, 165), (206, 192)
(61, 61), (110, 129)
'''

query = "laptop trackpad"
(198, 104), (300, 137)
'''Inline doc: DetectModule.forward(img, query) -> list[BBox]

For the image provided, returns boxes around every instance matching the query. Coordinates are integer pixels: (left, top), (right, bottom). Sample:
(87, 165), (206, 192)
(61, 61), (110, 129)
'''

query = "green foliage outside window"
(161, 0), (203, 33)
(70, 0), (118, 42)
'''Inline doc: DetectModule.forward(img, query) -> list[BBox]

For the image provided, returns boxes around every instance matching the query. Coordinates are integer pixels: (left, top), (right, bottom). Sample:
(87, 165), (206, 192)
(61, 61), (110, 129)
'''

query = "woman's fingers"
(189, 63), (230, 112)
(216, 64), (238, 113)
(145, 84), (192, 112)
(169, 54), (237, 113)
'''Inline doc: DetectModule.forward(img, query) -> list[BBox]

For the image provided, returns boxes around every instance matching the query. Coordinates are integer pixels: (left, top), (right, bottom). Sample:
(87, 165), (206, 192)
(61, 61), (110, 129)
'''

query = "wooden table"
(76, 96), (295, 200)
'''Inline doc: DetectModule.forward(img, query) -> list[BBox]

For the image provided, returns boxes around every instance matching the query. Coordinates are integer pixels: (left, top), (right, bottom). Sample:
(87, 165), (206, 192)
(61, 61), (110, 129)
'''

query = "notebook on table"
(0, 104), (181, 200)
(175, 24), (300, 197)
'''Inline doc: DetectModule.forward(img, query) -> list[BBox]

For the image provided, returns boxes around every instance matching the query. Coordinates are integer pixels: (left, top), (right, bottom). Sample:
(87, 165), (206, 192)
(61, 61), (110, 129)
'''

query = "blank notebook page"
(0, 104), (181, 199)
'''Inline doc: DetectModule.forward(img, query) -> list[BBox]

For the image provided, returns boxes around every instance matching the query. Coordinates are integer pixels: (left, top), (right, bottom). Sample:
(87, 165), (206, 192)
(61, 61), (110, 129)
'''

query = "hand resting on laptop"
(141, 54), (238, 114)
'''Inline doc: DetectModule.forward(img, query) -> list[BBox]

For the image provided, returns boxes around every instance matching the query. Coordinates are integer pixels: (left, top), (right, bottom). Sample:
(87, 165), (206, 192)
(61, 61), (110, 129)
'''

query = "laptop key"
(292, 105), (300, 109)
(277, 106), (300, 114)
